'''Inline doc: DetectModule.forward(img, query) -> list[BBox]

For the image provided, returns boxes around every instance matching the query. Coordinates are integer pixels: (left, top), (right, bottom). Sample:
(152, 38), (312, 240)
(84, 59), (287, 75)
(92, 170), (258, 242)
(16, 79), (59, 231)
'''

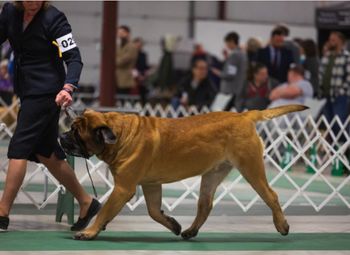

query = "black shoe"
(71, 198), (101, 231)
(0, 216), (9, 231)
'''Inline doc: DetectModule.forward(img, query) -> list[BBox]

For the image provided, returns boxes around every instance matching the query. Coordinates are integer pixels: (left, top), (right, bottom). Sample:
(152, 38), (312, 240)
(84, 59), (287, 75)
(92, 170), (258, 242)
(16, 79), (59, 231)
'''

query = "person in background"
(322, 40), (331, 57)
(257, 28), (294, 83)
(276, 24), (300, 64)
(191, 43), (210, 66)
(133, 37), (149, 104)
(174, 59), (217, 108)
(300, 39), (319, 97)
(246, 37), (263, 67)
(116, 25), (138, 94)
(244, 63), (278, 110)
(133, 37), (149, 78)
(212, 31), (247, 112)
(0, 40), (12, 60)
(319, 31), (350, 121)
(190, 43), (222, 90)
(0, 59), (13, 105)
(269, 64), (313, 107)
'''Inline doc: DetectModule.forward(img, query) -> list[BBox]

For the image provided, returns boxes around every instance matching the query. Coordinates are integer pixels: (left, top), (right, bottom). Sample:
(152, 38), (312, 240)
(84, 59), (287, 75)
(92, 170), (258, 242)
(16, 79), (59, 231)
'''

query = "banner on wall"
(316, 2), (350, 29)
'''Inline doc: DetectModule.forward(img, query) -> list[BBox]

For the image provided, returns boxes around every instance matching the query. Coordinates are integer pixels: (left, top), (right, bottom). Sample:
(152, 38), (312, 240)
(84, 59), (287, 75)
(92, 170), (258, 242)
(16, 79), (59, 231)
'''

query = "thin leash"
(64, 106), (98, 198)
(84, 158), (98, 198)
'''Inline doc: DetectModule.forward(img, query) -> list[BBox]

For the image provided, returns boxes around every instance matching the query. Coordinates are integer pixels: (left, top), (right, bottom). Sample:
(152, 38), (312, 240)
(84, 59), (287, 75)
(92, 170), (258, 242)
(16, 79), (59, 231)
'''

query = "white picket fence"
(0, 99), (349, 212)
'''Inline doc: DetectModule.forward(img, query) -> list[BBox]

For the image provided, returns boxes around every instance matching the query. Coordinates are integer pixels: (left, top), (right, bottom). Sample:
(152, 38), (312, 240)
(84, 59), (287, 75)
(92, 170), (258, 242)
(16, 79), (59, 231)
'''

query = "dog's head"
(59, 109), (117, 158)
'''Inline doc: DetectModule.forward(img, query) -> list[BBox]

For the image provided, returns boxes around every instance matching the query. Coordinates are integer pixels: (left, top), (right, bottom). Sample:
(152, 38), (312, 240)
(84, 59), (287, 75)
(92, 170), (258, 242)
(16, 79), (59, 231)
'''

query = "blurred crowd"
(0, 23), (349, 126)
(115, 24), (350, 123)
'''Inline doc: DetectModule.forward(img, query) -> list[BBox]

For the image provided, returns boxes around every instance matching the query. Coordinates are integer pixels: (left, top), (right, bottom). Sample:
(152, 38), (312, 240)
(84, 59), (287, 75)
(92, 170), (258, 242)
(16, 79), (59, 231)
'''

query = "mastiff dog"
(59, 104), (308, 240)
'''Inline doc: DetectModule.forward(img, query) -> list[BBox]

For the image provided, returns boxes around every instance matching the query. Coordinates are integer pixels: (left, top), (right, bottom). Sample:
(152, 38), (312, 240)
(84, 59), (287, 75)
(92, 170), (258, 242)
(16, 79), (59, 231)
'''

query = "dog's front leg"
(74, 184), (136, 240)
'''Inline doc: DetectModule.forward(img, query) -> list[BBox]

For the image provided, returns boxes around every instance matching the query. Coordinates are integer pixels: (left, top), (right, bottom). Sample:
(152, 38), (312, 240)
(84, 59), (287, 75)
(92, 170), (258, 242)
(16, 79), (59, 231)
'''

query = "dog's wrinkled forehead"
(71, 116), (88, 132)
(71, 109), (101, 130)
(81, 109), (107, 130)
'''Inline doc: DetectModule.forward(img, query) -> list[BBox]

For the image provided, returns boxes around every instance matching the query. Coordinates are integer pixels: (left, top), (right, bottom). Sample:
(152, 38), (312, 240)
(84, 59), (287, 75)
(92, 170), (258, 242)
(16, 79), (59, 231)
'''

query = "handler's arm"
(49, 11), (83, 89)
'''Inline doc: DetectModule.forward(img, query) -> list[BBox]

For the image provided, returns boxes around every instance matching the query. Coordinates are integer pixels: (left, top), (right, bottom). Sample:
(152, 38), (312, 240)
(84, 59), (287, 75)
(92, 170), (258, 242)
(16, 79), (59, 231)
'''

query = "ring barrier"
(0, 99), (349, 212)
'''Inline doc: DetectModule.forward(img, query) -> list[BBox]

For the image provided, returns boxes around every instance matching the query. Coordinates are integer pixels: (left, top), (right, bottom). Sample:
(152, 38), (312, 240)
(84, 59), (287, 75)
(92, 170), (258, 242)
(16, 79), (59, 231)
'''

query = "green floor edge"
(0, 231), (349, 251)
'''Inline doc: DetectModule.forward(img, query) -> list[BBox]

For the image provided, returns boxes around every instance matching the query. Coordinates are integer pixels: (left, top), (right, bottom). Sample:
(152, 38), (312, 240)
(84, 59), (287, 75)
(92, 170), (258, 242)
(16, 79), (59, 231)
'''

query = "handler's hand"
(55, 88), (73, 107)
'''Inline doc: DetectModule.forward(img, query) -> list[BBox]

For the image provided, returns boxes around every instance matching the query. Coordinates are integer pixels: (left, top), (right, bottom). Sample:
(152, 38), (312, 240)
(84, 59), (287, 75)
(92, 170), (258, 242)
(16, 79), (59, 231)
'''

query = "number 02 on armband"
(56, 33), (77, 53)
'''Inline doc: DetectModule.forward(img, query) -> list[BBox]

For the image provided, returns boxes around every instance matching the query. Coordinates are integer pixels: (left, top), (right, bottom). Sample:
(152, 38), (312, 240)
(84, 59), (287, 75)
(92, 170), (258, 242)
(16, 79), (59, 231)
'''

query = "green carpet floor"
(0, 231), (349, 251)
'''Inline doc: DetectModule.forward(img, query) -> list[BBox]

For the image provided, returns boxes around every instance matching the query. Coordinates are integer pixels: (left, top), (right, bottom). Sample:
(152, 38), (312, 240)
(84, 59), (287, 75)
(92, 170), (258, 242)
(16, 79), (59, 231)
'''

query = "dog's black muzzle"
(59, 131), (90, 158)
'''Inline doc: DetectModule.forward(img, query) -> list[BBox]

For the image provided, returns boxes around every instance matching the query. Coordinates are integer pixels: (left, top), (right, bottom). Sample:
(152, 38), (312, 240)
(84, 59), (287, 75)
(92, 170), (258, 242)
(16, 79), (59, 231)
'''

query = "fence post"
(306, 145), (317, 174)
(280, 143), (292, 171)
(55, 155), (75, 225)
(331, 145), (344, 176)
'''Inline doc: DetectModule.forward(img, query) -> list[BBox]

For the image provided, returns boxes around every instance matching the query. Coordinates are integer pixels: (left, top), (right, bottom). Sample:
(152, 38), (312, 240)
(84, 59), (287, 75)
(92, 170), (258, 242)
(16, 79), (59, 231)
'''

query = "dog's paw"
(168, 216), (182, 236)
(181, 228), (198, 240)
(73, 230), (98, 241)
(277, 220), (289, 236)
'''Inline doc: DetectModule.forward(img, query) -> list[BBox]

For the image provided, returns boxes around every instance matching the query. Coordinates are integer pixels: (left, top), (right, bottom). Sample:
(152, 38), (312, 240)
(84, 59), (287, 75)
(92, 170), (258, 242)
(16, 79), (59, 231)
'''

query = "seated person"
(244, 63), (278, 110)
(0, 59), (13, 105)
(269, 64), (313, 108)
(173, 59), (217, 108)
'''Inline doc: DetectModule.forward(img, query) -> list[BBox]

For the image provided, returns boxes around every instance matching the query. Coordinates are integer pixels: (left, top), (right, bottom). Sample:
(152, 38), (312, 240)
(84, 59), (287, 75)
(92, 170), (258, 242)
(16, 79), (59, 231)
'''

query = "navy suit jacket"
(257, 46), (294, 83)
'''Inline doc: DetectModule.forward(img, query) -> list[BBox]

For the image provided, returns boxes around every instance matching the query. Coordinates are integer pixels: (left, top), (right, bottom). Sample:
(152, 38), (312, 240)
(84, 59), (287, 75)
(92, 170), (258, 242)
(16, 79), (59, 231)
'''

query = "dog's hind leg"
(232, 144), (289, 236)
(142, 184), (182, 235)
(181, 162), (232, 240)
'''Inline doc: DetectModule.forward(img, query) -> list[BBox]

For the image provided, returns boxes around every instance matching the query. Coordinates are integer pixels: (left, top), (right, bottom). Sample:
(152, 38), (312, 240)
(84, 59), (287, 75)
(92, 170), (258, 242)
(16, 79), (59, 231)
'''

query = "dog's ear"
(95, 126), (117, 144)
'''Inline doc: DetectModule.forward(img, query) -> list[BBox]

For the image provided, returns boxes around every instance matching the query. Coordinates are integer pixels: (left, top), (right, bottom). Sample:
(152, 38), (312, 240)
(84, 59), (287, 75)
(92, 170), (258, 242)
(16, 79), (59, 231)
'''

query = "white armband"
(56, 33), (77, 53)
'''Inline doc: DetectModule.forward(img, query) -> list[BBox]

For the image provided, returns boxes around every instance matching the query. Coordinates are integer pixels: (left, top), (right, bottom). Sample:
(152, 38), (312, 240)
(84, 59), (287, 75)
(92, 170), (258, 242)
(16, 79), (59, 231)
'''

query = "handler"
(0, 1), (100, 231)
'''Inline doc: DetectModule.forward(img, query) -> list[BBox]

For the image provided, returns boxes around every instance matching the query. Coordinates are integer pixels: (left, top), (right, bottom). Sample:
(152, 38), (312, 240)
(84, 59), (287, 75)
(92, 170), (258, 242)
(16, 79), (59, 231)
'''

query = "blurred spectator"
(257, 28), (294, 83)
(322, 40), (331, 57)
(212, 31), (247, 112)
(293, 37), (304, 48)
(0, 59), (13, 105)
(0, 40), (12, 60)
(133, 37), (149, 104)
(191, 43), (210, 66)
(246, 37), (263, 66)
(300, 39), (319, 97)
(319, 31), (350, 126)
(174, 59), (217, 108)
(276, 24), (300, 63)
(269, 64), (313, 107)
(244, 63), (277, 110)
(116, 25), (138, 94)
(7, 52), (14, 81)
(147, 35), (178, 93)
(133, 37), (149, 78)
(191, 43), (222, 89)
(0, 41), (14, 81)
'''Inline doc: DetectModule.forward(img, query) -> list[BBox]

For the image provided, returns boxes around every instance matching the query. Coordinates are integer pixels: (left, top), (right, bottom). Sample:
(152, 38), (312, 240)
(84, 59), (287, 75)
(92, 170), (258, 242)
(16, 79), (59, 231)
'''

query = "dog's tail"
(243, 104), (309, 123)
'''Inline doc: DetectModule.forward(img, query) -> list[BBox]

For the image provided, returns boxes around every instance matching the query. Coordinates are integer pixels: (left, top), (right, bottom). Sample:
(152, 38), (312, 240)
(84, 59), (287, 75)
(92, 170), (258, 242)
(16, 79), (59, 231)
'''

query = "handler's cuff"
(62, 87), (73, 96)
(64, 83), (77, 91)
